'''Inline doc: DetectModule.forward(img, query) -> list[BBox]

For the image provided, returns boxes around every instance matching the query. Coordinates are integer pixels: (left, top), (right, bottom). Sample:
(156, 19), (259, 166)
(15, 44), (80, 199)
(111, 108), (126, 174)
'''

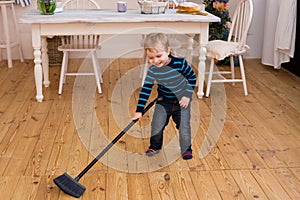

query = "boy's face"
(146, 48), (170, 68)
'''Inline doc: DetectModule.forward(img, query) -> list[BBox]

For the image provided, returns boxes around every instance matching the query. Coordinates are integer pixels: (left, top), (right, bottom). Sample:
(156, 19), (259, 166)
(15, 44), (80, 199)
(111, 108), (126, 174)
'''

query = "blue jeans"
(149, 98), (192, 154)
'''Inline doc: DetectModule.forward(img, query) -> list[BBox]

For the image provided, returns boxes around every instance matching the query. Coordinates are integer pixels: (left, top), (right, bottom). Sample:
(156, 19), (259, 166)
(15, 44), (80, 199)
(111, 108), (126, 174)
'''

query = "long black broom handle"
(75, 98), (158, 181)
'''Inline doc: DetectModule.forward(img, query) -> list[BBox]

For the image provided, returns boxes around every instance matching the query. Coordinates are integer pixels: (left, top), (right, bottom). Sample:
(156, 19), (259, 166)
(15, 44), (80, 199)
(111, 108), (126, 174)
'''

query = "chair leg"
(11, 3), (24, 62)
(230, 56), (235, 85)
(58, 51), (68, 94)
(94, 50), (103, 83)
(96, 54), (103, 83)
(205, 59), (215, 97)
(140, 51), (146, 77)
(2, 4), (12, 68)
(64, 53), (69, 84)
(238, 55), (248, 96)
(140, 35), (146, 80)
(92, 51), (102, 94)
(141, 52), (148, 86)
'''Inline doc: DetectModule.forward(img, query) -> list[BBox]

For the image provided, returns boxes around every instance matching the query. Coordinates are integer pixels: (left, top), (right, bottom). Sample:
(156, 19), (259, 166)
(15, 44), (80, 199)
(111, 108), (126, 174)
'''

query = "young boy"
(132, 33), (196, 160)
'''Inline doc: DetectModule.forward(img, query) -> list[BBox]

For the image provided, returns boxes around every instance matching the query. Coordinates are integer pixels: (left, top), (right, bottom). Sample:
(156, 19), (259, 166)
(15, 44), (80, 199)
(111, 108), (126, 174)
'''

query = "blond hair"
(143, 33), (170, 53)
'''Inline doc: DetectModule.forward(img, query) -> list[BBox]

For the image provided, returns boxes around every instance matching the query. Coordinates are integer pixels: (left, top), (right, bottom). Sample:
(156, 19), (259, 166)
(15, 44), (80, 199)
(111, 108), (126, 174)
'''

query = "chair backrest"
(227, 0), (253, 49)
(61, 0), (101, 47)
(63, 35), (101, 48)
(62, 0), (100, 10)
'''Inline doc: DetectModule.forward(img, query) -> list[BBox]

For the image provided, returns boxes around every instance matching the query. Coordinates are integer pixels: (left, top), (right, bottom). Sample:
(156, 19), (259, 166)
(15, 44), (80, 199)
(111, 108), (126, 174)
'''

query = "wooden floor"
(0, 58), (299, 199)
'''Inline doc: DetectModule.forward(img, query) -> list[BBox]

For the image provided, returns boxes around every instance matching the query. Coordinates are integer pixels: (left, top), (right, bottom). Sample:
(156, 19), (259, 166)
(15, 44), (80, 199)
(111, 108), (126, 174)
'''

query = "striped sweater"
(136, 55), (196, 113)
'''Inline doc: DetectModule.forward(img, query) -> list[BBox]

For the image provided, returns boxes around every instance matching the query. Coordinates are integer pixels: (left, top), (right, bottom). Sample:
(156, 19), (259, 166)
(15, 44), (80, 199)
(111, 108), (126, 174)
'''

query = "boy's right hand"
(132, 112), (142, 120)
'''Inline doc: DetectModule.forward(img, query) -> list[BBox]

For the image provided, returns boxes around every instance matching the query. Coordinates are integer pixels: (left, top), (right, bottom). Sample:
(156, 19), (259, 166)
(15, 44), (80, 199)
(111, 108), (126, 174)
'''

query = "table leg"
(197, 24), (210, 99)
(32, 25), (44, 102)
(33, 47), (44, 102)
(197, 44), (207, 99)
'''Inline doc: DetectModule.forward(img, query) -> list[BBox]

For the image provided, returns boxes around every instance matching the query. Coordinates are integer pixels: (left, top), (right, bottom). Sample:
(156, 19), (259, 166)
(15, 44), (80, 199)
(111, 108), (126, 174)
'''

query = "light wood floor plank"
(190, 171), (222, 200)
(0, 176), (21, 199)
(106, 172), (128, 200)
(172, 171), (199, 200)
(245, 59), (300, 111)
(251, 169), (292, 200)
(127, 173), (152, 200)
(80, 173), (106, 200)
(290, 168), (300, 181)
(210, 170), (247, 200)
(231, 169), (269, 199)
(46, 103), (78, 176)
(271, 168), (300, 199)
(148, 172), (176, 200)
(10, 176), (40, 200)
(24, 100), (63, 177)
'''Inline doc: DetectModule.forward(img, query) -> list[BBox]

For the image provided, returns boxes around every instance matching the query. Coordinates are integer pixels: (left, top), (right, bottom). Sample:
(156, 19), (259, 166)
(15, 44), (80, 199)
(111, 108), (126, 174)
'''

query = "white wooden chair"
(0, 1), (24, 68)
(57, 0), (102, 94)
(205, 0), (253, 97)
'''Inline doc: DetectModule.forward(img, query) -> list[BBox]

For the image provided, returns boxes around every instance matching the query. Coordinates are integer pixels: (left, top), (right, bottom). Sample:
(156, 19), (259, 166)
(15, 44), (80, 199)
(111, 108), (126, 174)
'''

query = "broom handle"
(75, 98), (158, 181)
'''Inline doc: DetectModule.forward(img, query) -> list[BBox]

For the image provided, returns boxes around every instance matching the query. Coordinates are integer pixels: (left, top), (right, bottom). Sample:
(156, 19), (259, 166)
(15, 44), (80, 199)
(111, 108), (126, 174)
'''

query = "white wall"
(4, 0), (266, 60)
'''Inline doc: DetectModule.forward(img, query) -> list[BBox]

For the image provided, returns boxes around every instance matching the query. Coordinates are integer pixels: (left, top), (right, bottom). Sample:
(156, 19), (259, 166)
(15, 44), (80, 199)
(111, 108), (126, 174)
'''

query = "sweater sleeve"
(136, 68), (155, 112)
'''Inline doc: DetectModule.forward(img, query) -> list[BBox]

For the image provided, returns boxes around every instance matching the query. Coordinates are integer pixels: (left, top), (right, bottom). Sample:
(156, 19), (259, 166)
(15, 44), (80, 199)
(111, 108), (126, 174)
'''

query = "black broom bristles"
(53, 172), (85, 198)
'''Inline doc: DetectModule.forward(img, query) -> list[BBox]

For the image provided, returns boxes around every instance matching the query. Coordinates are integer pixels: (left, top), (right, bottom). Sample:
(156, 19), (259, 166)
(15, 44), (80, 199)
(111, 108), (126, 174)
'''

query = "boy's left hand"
(179, 96), (190, 108)
(132, 112), (142, 120)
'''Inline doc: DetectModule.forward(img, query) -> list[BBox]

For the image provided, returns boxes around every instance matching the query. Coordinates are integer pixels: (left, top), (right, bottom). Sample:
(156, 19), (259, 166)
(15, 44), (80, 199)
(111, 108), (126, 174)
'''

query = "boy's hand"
(132, 112), (142, 120)
(179, 96), (190, 108)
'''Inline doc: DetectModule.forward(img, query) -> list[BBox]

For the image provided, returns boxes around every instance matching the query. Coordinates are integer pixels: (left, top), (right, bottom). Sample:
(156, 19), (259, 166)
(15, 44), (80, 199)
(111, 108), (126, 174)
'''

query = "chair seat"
(206, 40), (249, 60)
(58, 44), (101, 52)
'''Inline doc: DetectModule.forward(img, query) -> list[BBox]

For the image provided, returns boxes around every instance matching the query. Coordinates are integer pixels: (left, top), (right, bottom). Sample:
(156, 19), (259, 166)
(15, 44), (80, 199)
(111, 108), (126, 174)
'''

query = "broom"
(53, 98), (158, 198)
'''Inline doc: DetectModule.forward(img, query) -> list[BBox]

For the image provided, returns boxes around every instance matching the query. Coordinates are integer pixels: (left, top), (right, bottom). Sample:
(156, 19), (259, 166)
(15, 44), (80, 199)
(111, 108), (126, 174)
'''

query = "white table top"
(19, 9), (220, 24)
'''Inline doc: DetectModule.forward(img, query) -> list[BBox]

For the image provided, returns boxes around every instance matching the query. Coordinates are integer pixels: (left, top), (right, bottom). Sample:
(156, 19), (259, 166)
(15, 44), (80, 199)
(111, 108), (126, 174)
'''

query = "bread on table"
(177, 2), (201, 12)
(176, 2), (208, 16)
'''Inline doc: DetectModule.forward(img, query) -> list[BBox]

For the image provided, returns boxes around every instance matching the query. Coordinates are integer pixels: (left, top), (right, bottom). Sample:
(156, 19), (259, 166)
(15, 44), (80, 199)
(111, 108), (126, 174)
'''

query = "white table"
(19, 9), (220, 102)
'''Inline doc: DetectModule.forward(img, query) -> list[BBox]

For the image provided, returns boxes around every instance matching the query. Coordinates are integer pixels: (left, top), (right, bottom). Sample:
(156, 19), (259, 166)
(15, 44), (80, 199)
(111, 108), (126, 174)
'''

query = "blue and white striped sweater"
(136, 55), (196, 112)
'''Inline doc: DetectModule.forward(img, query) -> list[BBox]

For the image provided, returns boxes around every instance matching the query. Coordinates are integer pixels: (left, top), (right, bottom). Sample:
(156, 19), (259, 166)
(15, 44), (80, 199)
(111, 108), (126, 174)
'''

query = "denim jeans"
(149, 98), (192, 154)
